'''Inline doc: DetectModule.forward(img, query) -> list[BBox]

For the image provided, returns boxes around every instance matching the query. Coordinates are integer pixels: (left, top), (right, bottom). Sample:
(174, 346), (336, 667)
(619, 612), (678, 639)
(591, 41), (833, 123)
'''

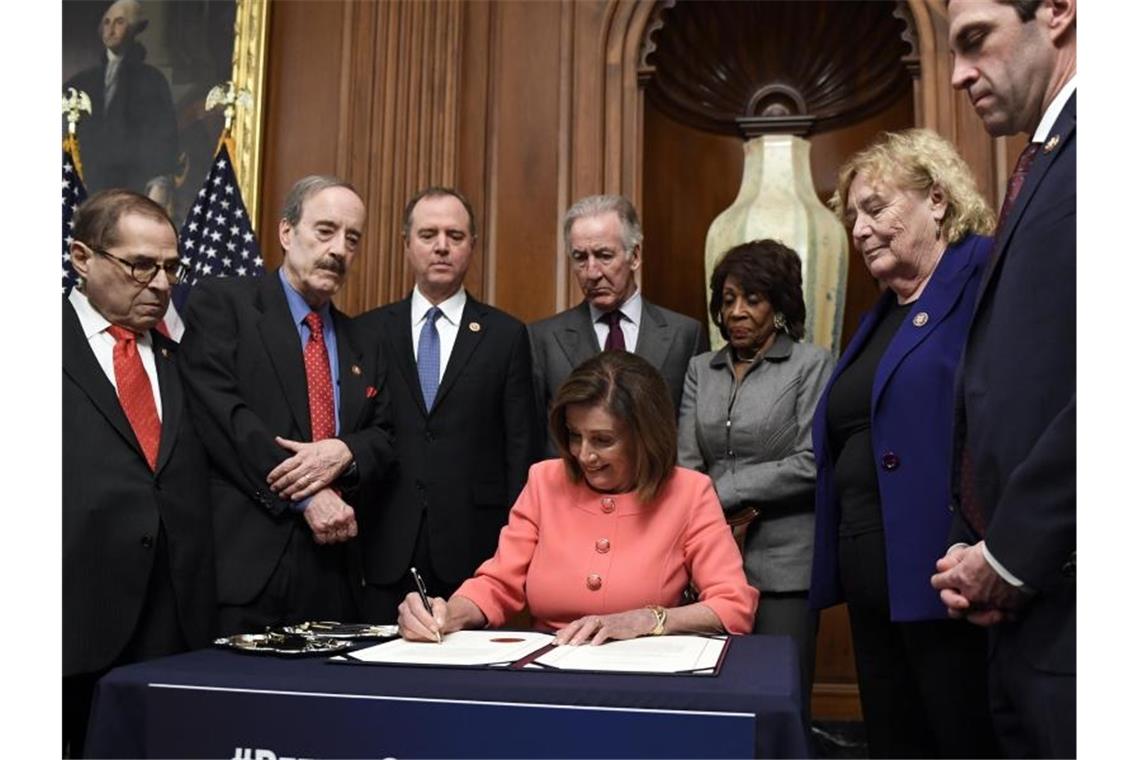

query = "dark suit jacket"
(952, 94), (1076, 673)
(63, 42), (177, 194)
(177, 271), (396, 606)
(63, 298), (216, 676)
(356, 293), (540, 586)
(529, 299), (707, 434)
(810, 234), (992, 621)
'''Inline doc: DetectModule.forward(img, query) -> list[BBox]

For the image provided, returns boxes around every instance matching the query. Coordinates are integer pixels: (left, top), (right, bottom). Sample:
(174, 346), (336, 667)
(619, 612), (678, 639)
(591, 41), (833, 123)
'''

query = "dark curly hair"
(709, 240), (806, 341)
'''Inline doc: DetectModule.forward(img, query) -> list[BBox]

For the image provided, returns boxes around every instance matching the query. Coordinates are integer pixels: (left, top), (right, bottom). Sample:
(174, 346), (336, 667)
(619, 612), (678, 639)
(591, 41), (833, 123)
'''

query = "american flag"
(178, 142), (263, 289)
(62, 146), (88, 294)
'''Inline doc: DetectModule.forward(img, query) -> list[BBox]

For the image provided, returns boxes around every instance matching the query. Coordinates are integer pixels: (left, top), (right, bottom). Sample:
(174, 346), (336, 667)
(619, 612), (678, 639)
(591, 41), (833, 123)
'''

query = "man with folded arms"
(179, 175), (395, 634)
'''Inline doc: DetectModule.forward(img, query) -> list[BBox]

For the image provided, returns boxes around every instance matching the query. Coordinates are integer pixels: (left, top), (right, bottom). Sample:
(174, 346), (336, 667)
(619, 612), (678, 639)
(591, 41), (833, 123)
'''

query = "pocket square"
(365, 385), (378, 399)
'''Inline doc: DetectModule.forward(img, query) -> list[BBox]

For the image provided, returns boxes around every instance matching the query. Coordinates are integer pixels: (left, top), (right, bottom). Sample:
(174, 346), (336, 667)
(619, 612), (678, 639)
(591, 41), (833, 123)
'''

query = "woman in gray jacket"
(678, 239), (833, 726)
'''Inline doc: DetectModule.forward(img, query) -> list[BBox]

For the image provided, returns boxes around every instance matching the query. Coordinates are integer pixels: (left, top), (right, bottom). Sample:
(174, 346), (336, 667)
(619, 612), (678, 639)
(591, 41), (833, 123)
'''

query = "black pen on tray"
(410, 566), (442, 643)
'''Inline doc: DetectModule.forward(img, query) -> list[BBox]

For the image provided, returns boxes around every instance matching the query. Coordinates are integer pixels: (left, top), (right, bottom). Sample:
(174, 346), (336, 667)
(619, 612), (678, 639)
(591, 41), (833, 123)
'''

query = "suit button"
(595, 538), (611, 554)
(586, 574), (602, 590)
(881, 452), (900, 471)
(425, 431), (434, 442)
(140, 534), (154, 549)
(600, 497), (615, 514)
(415, 480), (425, 491)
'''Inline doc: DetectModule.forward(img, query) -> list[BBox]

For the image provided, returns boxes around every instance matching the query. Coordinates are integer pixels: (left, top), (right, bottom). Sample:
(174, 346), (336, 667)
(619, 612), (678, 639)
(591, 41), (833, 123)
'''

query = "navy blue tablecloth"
(86, 634), (808, 758)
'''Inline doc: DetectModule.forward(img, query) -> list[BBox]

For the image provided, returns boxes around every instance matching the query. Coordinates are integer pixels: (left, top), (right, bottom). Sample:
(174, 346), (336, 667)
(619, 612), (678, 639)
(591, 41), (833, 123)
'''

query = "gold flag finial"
(205, 81), (254, 137)
(62, 87), (92, 136)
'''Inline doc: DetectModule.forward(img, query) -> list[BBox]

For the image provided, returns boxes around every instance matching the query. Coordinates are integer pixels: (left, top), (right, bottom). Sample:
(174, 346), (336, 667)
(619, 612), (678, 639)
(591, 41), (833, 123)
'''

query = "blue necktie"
(417, 306), (443, 410)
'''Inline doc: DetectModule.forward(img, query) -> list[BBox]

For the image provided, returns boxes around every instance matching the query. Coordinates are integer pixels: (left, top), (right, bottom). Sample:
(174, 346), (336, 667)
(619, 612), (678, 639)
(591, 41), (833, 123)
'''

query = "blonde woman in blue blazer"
(809, 130), (1000, 759)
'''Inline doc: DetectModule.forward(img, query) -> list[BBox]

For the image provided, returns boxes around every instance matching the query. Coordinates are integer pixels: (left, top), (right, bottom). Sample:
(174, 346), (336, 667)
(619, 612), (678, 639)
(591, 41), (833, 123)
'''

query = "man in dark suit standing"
(179, 176), (395, 634)
(932, 1), (1076, 756)
(64, 189), (215, 756)
(529, 194), (707, 449)
(357, 187), (539, 621)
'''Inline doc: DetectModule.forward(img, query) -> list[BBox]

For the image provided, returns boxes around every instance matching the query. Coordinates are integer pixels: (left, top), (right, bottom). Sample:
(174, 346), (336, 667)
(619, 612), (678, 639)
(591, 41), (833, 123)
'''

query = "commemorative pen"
(410, 566), (442, 643)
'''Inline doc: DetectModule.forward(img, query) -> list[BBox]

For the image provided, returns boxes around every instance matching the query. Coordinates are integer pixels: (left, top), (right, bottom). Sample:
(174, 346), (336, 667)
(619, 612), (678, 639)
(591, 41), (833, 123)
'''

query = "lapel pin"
(469, 322), (481, 332)
(912, 312), (929, 327)
(160, 347), (170, 358)
(1043, 134), (1060, 153)
(351, 364), (362, 376)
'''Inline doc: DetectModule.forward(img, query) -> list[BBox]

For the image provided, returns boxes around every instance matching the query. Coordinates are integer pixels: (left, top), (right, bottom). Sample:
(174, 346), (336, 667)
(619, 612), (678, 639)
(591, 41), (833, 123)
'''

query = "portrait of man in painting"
(62, 0), (236, 227)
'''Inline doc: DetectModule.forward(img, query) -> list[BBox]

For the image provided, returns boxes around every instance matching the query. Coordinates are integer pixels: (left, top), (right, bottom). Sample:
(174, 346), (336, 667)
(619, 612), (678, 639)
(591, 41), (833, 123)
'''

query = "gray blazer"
(529, 299), (707, 437)
(678, 334), (834, 593)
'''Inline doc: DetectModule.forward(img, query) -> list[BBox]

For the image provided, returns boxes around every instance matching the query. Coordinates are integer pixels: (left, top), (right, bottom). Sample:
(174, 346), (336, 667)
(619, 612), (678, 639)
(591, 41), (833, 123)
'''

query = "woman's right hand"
(397, 591), (448, 641)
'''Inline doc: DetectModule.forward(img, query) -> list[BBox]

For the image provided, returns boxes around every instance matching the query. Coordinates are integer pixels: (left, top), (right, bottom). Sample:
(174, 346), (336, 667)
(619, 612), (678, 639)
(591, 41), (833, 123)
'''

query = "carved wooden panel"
(259, 0), (463, 316)
(642, 1), (914, 138)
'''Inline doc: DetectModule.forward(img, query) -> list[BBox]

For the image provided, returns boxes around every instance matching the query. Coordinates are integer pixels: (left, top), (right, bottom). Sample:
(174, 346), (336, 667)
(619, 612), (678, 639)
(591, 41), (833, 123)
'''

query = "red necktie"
(303, 312), (336, 441)
(995, 141), (1040, 234)
(107, 325), (161, 471)
(602, 310), (626, 351)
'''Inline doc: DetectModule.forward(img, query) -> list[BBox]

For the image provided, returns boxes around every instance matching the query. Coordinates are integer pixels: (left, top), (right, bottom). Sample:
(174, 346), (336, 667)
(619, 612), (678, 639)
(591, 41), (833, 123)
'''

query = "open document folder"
(340, 630), (729, 675)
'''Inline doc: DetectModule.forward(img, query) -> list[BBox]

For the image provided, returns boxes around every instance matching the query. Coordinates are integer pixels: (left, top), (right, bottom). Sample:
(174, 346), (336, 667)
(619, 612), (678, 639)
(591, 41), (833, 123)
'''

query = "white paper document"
(534, 635), (726, 673)
(347, 630), (554, 666)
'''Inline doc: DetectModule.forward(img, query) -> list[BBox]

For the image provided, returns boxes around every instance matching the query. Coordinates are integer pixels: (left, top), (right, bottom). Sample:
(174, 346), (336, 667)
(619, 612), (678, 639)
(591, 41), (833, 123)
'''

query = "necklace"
(733, 348), (759, 364)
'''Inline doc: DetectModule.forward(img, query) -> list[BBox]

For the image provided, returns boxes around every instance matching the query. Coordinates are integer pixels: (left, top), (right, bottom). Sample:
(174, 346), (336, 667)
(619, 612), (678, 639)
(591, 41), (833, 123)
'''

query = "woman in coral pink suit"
(398, 351), (757, 645)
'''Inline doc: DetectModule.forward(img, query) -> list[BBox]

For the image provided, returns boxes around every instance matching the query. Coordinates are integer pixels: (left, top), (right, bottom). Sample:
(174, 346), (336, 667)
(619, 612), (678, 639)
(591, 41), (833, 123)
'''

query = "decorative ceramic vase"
(704, 134), (848, 356)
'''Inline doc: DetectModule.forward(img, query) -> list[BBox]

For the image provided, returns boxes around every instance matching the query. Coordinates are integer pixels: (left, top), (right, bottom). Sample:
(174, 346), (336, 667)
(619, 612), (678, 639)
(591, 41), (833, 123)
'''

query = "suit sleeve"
(691, 319), (710, 356)
(177, 282), (293, 516)
(676, 357), (706, 471)
(503, 323), (541, 503)
(527, 324), (551, 448)
(684, 477), (760, 633)
(715, 349), (835, 511)
(453, 470), (542, 626)
(983, 396), (1075, 593)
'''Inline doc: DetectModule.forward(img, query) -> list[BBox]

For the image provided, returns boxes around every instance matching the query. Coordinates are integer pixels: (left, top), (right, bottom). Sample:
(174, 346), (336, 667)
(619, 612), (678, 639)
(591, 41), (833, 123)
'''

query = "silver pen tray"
(281, 621), (399, 640)
(213, 632), (353, 657)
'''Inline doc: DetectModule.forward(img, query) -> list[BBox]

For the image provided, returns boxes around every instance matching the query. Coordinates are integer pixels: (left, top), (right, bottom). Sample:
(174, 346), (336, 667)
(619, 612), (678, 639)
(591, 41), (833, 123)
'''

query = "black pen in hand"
(410, 566), (442, 643)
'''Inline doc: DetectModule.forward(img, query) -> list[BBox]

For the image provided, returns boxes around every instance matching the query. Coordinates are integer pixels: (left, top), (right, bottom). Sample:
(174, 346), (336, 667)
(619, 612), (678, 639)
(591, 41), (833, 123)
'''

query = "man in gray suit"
(529, 194), (707, 447)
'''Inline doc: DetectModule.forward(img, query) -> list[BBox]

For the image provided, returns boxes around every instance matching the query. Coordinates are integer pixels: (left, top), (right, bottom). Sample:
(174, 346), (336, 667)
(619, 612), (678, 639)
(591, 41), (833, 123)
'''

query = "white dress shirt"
(69, 287), (163, 420)
(411, 285), (467, 383)
(588, 288), (643, 350)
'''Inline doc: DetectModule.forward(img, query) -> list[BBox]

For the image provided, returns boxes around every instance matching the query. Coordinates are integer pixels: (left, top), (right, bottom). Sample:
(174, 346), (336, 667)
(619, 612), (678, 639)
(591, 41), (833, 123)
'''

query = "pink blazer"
(455, 460), (759, 634)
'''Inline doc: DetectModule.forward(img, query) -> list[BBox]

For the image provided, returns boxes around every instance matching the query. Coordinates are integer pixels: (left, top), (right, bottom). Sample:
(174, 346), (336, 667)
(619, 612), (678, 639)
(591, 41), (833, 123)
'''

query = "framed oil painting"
(62, 0), (268, 229)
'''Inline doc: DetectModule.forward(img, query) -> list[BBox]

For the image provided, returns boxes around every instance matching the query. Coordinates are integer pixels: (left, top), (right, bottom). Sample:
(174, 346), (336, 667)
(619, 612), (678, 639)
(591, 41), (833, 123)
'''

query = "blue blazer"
(809, 234), (992, 621)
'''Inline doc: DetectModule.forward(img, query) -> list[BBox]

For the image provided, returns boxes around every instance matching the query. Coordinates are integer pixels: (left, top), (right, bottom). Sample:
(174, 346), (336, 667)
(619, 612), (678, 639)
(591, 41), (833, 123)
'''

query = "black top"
(826, 300), (913, 537)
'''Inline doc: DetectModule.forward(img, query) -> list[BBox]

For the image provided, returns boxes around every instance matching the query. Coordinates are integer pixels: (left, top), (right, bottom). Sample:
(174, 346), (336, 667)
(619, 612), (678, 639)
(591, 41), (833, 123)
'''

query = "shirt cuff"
(291, 495), (313, 513)
(981, 541), (1025, 588)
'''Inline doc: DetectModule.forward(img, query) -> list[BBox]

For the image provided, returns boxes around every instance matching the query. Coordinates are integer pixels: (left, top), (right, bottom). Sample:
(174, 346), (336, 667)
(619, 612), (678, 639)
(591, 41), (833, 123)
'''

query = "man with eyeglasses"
(63, 189), (216, 756)
(178, 175), (396, 635)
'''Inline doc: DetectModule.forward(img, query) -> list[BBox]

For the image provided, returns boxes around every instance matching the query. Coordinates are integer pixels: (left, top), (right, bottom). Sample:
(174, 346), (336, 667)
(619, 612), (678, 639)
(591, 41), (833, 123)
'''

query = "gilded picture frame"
(62, 0), (269, 230)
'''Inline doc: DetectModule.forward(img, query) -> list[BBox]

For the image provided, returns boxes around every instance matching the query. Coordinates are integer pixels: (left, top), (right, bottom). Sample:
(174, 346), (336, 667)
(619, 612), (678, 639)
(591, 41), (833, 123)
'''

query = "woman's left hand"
(554, 608), (657, 646)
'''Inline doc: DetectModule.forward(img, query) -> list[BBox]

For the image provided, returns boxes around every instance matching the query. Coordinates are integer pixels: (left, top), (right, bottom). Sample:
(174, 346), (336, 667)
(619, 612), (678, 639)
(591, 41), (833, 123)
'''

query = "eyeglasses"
(90, 245), (187, 285)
